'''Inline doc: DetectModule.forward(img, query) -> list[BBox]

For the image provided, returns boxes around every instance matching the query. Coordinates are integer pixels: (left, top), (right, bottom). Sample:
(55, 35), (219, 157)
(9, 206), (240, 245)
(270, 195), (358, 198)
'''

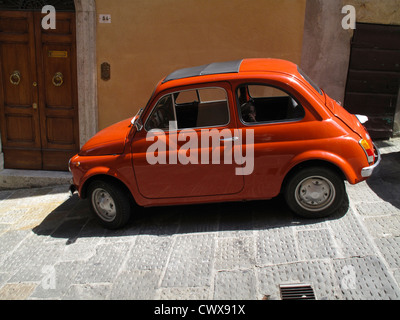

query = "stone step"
(0, 169), (72, 190)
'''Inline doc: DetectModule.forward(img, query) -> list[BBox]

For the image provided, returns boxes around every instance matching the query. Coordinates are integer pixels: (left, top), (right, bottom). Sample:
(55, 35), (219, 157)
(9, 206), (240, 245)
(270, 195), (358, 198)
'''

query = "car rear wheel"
(284, 167), (345, 218)
(88, 180), (132, 229)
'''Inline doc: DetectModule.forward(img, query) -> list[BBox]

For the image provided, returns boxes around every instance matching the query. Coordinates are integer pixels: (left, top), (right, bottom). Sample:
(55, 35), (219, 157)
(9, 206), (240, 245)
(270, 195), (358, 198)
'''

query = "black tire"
(87, 180), (132, 229)
(284, 166), (346, 218)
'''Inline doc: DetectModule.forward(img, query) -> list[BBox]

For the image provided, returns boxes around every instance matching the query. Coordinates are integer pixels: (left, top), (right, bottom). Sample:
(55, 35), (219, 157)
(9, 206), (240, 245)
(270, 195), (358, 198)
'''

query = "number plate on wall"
(99, 14), (111, 23)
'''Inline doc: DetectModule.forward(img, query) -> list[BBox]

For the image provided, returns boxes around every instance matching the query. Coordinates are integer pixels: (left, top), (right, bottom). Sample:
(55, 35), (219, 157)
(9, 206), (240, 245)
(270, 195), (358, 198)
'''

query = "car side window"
(237, 84), (305, 124)
(175, 87), (229, 129)
(146, 87), (230, 131)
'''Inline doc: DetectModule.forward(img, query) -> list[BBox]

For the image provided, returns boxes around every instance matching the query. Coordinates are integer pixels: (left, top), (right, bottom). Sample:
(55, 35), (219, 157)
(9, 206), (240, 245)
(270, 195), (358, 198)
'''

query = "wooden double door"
(344, 23), (400, 139)
(0, 10), (79, 171)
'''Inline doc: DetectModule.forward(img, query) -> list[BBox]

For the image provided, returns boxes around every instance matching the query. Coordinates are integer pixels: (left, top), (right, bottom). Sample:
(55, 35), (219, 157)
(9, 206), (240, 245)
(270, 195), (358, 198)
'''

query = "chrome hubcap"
(295, 176), (335, 212)
(92, 188), (116, 222)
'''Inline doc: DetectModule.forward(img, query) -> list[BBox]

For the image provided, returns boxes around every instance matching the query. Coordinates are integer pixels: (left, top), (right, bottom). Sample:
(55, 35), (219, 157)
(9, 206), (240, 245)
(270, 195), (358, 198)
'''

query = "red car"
(69, 59), (380, 229)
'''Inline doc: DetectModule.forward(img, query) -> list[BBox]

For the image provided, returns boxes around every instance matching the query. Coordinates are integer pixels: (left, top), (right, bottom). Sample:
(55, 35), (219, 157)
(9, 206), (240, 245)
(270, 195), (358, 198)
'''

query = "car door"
(236, 81), (309, 198)
(131, 82), (245, 199)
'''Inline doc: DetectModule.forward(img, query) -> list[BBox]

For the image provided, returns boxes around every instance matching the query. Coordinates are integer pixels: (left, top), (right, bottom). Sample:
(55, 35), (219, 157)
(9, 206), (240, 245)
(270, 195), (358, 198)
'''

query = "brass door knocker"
(52, 72), (64, 87)
(10, 70), (21, 85)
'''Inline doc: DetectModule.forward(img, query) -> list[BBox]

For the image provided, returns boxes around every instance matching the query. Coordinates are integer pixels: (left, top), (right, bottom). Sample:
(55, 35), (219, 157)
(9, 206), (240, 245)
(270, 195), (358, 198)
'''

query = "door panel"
(42, 149), (77, 171)
(132, 129), (244, 199)
(0, 11), (41, 168)
(42, 44), (73, 107)
(6, 114), (35, 141)
(35, 12), (79, 170)
(4, 149), (42, 169)
(2, 44), (31, 105)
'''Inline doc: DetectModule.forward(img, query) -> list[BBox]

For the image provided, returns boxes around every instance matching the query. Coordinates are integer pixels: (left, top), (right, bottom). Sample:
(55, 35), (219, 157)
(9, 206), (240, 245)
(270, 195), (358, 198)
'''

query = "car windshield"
(297, 66), (323, 95)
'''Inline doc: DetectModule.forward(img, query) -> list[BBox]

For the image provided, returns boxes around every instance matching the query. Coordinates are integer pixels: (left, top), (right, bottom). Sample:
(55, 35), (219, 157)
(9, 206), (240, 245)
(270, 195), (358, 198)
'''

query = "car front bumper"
(361, 144), (381, 178)
(69, 183), (77, 196)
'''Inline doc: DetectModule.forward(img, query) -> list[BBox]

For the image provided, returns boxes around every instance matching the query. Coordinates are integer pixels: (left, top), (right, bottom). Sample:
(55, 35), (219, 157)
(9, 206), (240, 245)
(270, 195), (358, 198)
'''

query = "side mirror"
(131, 108), (144, 131)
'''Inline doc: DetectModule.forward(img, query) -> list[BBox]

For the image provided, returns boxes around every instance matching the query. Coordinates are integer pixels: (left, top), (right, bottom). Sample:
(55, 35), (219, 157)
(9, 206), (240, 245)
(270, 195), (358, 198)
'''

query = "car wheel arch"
(80, 173), (135, 205)
(280, 158), (350, 194)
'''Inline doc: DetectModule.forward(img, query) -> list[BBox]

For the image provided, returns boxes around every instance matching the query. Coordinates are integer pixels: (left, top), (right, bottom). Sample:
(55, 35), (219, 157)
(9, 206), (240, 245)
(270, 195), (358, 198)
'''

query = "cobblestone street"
(0, 139), (399, 300)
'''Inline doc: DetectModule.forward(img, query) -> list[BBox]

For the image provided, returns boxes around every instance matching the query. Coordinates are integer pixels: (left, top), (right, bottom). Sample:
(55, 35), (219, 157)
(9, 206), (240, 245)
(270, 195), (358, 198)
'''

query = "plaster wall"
(95, 0), (307, 129)
(301, 0), (400, 136)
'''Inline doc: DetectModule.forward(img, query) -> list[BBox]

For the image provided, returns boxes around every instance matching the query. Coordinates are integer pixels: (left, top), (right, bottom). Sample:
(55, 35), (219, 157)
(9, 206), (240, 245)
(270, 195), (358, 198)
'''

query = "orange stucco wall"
(95, 0), (307, 129)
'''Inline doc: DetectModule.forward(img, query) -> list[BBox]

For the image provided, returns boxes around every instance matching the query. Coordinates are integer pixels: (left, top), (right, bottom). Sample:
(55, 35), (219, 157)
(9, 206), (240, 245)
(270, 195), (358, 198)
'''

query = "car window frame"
(144, 94), (176, 131)
(235, 82), (306, 127)
(144, 86), (231, 132)
(297, 66), (323, 96)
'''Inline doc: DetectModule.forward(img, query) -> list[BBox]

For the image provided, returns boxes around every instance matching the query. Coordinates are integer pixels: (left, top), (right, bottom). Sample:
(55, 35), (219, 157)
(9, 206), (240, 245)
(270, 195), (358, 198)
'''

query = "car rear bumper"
(361, 144), (381, 178)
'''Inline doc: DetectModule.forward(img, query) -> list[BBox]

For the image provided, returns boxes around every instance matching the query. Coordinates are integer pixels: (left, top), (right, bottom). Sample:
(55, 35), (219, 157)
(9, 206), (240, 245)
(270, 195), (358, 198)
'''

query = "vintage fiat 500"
(69, 58), (380, 229)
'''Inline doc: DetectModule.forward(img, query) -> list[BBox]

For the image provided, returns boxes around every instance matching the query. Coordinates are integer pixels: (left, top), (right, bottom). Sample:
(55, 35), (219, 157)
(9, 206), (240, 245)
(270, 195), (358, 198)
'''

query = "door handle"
(52, 72), (63, 87)
(32, 103), (38, 110)
(220, 137), (239, 142)
(10, 70), (21, 85)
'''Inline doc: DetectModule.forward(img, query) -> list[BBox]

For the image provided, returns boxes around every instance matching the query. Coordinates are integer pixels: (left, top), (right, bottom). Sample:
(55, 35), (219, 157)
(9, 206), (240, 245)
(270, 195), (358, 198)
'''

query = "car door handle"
(220, 136), (239, 142)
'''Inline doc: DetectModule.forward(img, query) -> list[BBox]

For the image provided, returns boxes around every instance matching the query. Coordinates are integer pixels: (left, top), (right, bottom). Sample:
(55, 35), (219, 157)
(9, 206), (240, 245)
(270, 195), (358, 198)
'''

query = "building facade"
(0, 0), (399, 171)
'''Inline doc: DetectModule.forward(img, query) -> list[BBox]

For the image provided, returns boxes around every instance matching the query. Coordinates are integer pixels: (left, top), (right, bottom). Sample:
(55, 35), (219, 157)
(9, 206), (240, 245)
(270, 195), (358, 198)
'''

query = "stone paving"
(0, 139), (399, 300)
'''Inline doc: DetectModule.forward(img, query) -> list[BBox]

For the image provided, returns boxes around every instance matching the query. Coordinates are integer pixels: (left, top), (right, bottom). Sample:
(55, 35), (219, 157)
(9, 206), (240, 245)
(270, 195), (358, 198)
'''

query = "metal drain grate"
(279, 284), (316, 300)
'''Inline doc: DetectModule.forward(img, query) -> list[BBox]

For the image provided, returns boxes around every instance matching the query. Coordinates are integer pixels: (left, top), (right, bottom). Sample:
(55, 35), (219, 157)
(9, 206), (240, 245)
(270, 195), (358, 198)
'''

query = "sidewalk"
(0, 138), (399, 300)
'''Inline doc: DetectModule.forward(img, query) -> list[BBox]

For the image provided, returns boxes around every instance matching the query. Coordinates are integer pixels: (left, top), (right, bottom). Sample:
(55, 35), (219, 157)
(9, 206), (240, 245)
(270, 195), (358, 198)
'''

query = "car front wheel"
(284, 167), (346, 218)
(87, 180), (132, 229)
